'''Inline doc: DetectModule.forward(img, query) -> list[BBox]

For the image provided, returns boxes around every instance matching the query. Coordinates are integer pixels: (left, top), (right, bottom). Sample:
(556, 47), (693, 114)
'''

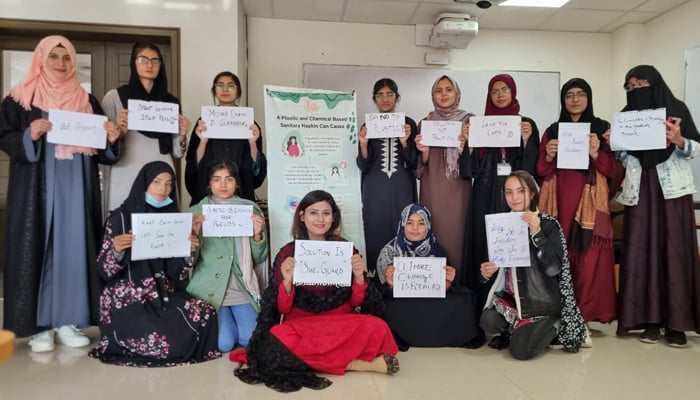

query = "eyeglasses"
(374, 92), (396, 99)
(624, 79), (651, 92)
(135, 56), (162, 66)
(564, 91), (588, 100)
(490, 87), (511, 96)
(215, 83), (237, 91)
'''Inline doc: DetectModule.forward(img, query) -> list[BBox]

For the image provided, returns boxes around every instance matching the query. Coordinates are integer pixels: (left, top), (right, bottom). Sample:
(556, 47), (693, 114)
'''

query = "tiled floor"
(1, 299), (698, 400)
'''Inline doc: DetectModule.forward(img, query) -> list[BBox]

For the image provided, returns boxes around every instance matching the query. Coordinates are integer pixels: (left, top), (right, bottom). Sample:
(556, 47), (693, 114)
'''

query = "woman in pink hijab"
(415, 75), (473, 285)
(0, 35), (121, 353)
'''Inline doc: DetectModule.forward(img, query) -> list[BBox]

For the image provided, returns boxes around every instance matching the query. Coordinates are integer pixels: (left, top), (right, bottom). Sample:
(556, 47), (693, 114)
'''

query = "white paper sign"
(131, 213), (192, 261)
(365, 112), (405, 138)
(127, 99), (179, 134)
(392, 257), (446, 298)
(485, 212), (531, 268)
(468, 115), (522, 148)
(420, 120), (462, 147)
(557, 122), (591, 170)
(201, 106), (254, 139)
(47, 109), (107, 149)
(293, 240), (354, 286)
(611, 108), (667, 151)
(201, 204), (254, 237)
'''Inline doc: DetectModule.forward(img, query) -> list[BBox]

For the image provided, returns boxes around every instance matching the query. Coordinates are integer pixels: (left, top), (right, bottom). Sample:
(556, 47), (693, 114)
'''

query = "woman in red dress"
(537, 78), (620, 336)
(232, 190), (399, 392)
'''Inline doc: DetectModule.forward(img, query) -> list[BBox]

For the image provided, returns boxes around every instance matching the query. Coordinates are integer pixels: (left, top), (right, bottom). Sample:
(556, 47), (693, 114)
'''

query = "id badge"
(497, 162), (511, 176)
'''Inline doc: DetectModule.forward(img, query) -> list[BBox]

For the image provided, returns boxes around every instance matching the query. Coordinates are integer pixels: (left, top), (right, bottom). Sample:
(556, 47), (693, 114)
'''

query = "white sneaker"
(55, 325), (90, 348)
(581, 325), (594, 348)
(29, 330), (55, 353)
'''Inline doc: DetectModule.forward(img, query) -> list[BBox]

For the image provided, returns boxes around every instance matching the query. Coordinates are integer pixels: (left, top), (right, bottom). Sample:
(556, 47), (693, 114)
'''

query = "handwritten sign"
(557, 122), (590, 170)
(293, 240), (353, 286)
(365, 112), (405, 138)
(392, 257), (446, 298)
(485, 212), (531, 268)
(611, 108), (666, 151)
(201, 204), (254, 237)
(127, 99), (179, 134)
(47, 109), (107, 149)
(130, 213), (192, 261)
(468, 115), (521, 148)
(201, 106), (254, 139)
(420, 120), (461, 147)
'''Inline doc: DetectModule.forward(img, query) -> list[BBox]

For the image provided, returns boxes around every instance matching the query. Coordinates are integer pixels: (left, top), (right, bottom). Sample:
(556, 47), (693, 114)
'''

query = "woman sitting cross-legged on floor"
(376, 203), (483, 350)
(230, 190), (399, 392)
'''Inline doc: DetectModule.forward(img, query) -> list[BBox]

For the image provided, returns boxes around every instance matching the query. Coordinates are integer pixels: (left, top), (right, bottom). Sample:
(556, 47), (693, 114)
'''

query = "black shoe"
(665, 329), (688, 348)
(488, 332), (510, 350)
(639, 327), (660, 344)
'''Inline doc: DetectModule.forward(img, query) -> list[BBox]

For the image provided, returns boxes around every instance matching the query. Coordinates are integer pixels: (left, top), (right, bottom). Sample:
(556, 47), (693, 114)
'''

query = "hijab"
(546, 78), (610, 173)
(484, 74), (520, 116)
(9, 35), (95, 159)
(424, 75), (471, 177)
(105, 161), (180, 303)
(109, 161), (179, 235)
(623, 65), (700, 167)
(376, 203), (440, 284)
(116, 43), (180, 155)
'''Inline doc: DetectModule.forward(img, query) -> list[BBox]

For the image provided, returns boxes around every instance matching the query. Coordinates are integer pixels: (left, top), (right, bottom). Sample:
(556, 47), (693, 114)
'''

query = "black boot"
(488, 331), (511, 350)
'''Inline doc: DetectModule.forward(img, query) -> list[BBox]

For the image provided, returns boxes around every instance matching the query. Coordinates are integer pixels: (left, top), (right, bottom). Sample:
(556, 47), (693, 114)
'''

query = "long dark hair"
(210, 71), (242, 104)
(291, 190), (342, 240)
(206, 160), (240, 195)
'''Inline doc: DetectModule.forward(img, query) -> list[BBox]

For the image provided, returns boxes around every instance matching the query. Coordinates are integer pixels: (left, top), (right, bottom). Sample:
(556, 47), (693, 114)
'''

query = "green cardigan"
(186, 197), (268, 310)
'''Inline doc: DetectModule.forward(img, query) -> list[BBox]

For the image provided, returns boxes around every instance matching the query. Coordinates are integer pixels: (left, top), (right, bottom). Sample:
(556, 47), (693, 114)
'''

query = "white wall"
(247, 18), (612, 128)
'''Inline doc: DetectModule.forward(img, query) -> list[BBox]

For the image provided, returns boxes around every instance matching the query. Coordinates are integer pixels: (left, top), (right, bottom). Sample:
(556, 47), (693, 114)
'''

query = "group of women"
(0, 36), (267, 364)
(1, 34), (699, 391)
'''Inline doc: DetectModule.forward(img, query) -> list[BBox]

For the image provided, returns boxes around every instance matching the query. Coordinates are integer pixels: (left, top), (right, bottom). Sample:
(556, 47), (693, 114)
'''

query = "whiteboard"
(303, 64), (561, 141)
(684, 46), (700, 202)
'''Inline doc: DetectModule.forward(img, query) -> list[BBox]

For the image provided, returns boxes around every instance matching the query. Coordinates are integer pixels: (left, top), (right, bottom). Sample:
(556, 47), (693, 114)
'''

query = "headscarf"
(9, 35), (95, 159)
(484, 74), (520, 116)
(106, 161), (180, 303)
(424, 75), (472, 177)
(545, 78), (611, 172)
(622, 65), (700, 167)
(376, 203), (439, 284)
(108, 161), (179, 235)
(116, 43), (180, 155)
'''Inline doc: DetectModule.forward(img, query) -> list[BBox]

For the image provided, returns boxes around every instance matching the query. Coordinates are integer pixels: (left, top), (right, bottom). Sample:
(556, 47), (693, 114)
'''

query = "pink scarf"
(9, 35), (95, 159)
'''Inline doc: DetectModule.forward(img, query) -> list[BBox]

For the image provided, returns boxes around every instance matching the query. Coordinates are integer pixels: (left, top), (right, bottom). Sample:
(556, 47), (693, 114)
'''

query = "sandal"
(383, 354), (400, 375)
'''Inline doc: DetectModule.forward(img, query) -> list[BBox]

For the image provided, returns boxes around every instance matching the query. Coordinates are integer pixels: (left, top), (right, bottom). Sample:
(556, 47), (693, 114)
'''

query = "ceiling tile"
(410, 1), (482, 24)
(271, 0), (346, 21)
(636, 0), (689, 13)
(476, 6), (558, 30)
(564, 0), (645, 11)
(599, 10), (657, 32)
(537, 9), (625, 32)
(242, 0), (273, 17)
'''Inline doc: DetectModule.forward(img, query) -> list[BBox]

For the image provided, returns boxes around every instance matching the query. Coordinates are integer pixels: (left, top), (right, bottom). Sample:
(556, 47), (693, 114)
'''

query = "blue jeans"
(218, 303), (258, 352)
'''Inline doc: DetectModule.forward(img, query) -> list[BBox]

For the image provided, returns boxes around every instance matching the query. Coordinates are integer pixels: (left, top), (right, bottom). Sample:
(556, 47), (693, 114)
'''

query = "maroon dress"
(537, 129), (617, 323)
